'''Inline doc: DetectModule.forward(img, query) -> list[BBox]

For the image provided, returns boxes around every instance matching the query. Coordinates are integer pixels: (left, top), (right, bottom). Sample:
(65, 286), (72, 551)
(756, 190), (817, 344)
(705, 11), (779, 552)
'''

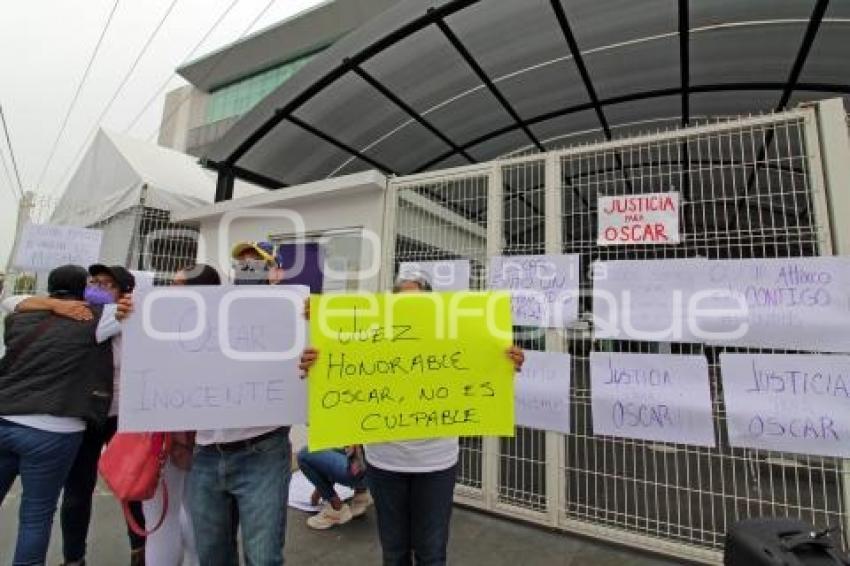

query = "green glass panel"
(206, 53), (317, 123)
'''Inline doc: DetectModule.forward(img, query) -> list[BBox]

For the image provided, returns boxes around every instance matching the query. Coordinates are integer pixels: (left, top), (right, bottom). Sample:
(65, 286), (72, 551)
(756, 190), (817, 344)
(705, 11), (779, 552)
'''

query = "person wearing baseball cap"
(231, 241), (283, 285)
(0, 264), (131, 565)
(87, 264), (136, 294)
(187, 245), (292, 565)
(0, 264), (145, 565)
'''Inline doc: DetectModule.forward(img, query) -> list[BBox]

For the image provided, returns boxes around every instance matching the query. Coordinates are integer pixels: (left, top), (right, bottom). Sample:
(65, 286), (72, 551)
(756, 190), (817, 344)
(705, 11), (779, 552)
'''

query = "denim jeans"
(0, 418), (84, 566)
(187, 429), (291, 566)
(366, 464), (457, 566)
(297, 448), (366, 501)
(61, 417), (145, 562)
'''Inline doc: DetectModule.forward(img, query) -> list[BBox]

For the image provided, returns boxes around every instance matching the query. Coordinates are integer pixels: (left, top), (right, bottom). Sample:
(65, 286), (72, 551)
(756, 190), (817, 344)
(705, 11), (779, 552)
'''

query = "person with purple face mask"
(0, 264), (133, 566)
(0, 264), (146, 566)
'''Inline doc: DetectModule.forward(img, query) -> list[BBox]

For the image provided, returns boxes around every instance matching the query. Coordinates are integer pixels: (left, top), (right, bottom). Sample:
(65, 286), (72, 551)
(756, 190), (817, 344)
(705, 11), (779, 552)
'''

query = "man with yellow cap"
(187, 239), (292, 566)
(230, 241), (282, 286)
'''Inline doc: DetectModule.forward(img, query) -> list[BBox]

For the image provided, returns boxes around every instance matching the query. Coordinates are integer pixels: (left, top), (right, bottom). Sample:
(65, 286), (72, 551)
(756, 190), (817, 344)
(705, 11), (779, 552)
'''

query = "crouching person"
(297, 446), (372, 529)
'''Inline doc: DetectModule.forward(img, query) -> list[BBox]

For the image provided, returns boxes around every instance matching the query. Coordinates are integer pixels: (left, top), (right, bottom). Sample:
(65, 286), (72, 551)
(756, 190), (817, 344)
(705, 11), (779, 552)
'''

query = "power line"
(0, 137), (18, 201)
(149, 0), (278, 142)
(0, 106), (24, 199)
(124, 0), (242, 134)
(35, 0), (120, 191)
(52, 0), (179, 195)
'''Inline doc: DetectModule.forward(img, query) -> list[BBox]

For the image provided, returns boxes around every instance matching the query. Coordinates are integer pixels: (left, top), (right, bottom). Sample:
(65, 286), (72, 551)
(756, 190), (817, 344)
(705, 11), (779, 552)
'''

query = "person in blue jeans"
(297, 446), (372, 529)
(2, 264), (147, 566)
(186, 256), (293, 566)
(0, 265), (129, 566)
(300, 273), (525, 565)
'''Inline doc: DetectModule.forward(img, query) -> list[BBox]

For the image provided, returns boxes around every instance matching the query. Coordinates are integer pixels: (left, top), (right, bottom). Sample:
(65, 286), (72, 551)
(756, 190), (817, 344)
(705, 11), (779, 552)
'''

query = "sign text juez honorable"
(597, 191), (680, 245)
(308, 291), (515, 450)
(119, 285), (309, 432)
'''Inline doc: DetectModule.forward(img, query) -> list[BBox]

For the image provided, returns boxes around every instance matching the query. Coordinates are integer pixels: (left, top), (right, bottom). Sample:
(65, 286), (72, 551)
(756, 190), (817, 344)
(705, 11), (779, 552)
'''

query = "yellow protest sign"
(307, 291), (515, 450)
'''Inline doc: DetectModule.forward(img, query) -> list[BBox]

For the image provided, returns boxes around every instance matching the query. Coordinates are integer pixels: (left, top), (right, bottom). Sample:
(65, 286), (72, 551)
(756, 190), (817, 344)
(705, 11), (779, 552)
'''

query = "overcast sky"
(0, 0), (326, 268)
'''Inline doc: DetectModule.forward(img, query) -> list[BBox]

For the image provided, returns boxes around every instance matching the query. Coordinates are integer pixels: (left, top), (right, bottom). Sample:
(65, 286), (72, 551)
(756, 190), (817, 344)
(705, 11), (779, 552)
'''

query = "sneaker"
(350, 491), (373, 518)
(306, 502), (353, 530)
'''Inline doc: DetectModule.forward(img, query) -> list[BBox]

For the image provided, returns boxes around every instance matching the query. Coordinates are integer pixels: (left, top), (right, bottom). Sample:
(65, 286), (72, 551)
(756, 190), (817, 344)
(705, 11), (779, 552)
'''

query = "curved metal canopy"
(203, 0), (850, 198)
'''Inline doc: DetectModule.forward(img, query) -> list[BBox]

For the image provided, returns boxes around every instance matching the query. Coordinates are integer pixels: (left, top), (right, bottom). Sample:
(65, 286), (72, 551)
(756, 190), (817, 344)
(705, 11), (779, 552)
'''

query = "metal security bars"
(2, 194), (199, 296)
(388, 171), (490, 494)
(385, 103), (846, 564)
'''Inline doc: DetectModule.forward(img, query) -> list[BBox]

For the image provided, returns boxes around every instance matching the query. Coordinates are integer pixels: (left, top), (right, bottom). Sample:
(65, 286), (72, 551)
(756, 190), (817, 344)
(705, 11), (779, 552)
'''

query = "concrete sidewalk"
(1, 481), (682, 565)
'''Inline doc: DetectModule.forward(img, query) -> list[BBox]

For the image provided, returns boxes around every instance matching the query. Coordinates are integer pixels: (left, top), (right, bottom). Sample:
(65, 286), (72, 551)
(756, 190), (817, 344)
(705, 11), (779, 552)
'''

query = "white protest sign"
(515, 351), (571, 434)
(705, 257), (850, 352)
(398, 260), (470, 290)
(488, 254), (580, 327)
(590, 352), (715, 446)
(597, 192), (680, 245)
(130, 270), (155, 290)
(119, 285), (309, 432)
(592, 258), (706, 342)
(592, 256), (850, 352)
(14, 223), (103, 271)
(720, 353), (850, 458)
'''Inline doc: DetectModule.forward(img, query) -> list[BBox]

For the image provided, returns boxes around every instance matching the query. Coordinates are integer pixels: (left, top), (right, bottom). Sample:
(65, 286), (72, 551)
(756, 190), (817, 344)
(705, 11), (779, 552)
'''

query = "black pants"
(61, 416), (145, 562)
(366, 464), (457, 566)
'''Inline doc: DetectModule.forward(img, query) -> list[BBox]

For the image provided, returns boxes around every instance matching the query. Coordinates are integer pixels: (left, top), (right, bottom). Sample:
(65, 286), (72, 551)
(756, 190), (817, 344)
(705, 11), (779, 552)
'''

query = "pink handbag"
(98, 432), (171, 536)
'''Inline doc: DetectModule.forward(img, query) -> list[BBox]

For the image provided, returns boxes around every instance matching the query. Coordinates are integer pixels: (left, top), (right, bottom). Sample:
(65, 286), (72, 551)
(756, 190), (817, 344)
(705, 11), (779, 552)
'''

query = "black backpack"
(725, 518), (850, 566)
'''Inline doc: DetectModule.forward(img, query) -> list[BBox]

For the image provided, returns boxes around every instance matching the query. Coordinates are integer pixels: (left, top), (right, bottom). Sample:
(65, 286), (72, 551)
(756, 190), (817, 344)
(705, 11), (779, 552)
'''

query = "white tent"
(52, 129), (264, 266)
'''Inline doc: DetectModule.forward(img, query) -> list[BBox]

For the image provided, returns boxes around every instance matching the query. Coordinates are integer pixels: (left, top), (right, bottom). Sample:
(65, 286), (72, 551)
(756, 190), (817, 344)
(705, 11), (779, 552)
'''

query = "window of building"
(206, 53), (316, 124)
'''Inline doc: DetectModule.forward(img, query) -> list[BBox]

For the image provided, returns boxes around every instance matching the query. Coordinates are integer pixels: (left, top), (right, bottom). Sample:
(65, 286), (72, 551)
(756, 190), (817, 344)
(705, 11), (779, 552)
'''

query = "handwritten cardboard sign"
(13, 223), (103, 271)
(705, 257), (850, 352)
(119, 285), (309, 432)
(597, 192), (680, 246)
(307, 291), (515, 450)
(398, 260), (471, 290)
(592, 256), (850, 353)
(590, 352), (715, 446)
(720, 353), (850, 458)
(488, 254), (580, 327)
(515, 351), (571, 434)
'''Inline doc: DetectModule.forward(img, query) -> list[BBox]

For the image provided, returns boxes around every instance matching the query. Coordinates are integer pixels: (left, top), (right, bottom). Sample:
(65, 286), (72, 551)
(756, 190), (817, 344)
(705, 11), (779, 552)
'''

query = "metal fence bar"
(385, 103), (848, 564)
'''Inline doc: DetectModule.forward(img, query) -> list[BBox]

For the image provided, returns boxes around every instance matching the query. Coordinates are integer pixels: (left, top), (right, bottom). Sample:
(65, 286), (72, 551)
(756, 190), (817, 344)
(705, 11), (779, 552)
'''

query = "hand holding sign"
(306, 291), (515, 450)
(119, 285), (309, 432)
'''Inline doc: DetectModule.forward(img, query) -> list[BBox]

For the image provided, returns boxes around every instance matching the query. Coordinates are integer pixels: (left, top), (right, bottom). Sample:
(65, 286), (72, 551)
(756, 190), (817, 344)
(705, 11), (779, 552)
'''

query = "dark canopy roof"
(202, 0), (850, 196)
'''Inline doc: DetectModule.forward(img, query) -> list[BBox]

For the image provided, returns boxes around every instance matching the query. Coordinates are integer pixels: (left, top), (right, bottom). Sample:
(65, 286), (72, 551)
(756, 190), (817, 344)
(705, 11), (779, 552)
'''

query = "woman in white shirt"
(300, 274), (524, 565)
(139, 265), (222, 566)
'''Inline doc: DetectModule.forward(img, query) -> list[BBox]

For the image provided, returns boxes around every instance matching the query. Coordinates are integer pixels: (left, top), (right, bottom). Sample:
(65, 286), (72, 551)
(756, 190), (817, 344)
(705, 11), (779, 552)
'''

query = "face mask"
(84, 285), (115, 305)
(233, 259), (269, 285)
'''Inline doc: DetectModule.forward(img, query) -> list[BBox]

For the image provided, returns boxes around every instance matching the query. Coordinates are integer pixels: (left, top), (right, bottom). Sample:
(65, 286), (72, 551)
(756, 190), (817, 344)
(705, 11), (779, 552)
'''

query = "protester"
(300, 273), (525, 565)
(297, 446), (372, 529)
(138, 265), (219, 566)
(1, 264), (147, 566)
(231, 241), (283, 285)
(187, 258), (293, 566)
(0, 264), (131, 566)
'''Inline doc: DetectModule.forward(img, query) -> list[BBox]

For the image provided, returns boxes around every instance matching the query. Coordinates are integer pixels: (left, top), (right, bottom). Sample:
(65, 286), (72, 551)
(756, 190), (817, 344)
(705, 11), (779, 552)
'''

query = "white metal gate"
(384, 103), (848, 563)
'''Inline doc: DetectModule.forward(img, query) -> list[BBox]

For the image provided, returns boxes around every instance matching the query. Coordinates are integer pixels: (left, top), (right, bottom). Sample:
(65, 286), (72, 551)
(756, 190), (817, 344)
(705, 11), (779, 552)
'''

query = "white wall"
(193, 181), (387, 291)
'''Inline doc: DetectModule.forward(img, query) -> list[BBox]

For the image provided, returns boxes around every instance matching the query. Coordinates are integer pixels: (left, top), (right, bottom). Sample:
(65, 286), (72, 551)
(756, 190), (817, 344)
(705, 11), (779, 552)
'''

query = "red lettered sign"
(597, 192), (680, 246)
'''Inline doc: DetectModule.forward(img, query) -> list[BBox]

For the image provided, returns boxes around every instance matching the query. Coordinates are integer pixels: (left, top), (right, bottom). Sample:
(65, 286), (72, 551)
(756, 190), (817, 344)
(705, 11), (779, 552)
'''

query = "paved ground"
(1, 479), (683, 566)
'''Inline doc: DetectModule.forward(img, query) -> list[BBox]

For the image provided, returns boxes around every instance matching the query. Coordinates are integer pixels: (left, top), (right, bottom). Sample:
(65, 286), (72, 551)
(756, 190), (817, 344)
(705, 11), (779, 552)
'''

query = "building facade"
(157, 0), (398, 157)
